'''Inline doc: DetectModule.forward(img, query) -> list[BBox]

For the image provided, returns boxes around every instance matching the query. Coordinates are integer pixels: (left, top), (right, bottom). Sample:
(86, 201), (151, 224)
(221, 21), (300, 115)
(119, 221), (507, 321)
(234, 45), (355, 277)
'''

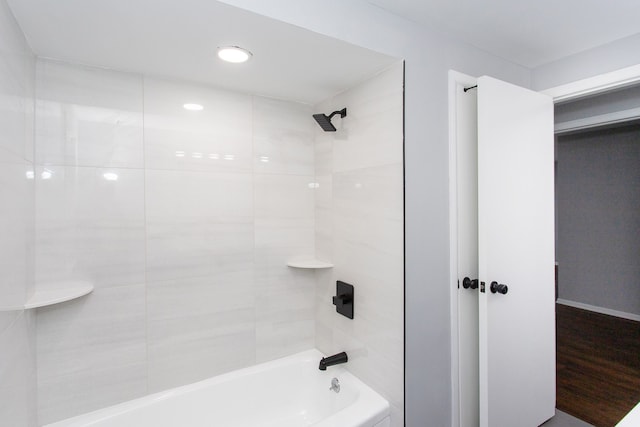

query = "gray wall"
(556, 123), (640, 316)
(216, 1), (532, 425)
(0, 0), (37, 425)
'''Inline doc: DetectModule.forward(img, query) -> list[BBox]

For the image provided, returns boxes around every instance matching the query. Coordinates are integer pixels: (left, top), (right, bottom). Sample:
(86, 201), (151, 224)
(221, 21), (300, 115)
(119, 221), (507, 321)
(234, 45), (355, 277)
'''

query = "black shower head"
(313, 108), (347, 132)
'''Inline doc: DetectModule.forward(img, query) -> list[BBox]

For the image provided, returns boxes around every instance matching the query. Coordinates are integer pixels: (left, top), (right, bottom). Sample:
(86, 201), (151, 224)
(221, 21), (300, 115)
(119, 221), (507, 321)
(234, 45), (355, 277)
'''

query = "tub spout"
(319, 352), (348, 370)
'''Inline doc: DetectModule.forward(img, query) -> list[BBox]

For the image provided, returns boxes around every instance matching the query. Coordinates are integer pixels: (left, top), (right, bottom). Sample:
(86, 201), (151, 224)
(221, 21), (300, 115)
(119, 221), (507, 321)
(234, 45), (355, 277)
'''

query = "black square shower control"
(332, 281), (354, 319)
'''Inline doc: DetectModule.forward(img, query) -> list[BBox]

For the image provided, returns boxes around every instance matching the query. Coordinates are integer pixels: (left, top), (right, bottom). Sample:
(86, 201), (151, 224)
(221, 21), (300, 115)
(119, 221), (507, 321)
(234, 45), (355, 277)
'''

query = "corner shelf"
(24, 282), (94, 309)
(286, 259), (334, 269)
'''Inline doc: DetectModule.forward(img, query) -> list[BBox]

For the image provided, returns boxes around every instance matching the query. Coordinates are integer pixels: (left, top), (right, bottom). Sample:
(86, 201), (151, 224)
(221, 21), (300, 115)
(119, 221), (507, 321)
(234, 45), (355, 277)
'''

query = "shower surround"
(0, 1), (37, 425)
(13, 55), (403, 426)
(34, 58), (316, 423)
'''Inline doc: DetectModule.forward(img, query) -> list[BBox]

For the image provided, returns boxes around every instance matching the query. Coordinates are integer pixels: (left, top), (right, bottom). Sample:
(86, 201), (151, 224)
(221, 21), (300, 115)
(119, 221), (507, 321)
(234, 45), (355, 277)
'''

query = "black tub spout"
(319, 352), (348, 370)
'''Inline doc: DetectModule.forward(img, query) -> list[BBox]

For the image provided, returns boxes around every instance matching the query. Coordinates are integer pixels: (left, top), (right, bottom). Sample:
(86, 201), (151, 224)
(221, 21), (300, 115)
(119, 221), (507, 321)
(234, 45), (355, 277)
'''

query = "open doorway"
(448, 68), (640, 427)
(553, 87), (640, 426)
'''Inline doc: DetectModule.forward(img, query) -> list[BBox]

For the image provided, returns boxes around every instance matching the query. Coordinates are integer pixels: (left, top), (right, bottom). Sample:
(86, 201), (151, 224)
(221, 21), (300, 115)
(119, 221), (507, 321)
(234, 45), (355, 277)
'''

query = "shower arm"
(328, 108), (347, 120)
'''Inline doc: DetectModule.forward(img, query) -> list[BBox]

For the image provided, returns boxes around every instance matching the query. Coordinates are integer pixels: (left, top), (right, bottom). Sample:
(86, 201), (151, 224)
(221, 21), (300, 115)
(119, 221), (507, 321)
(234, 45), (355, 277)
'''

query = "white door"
(477, 76), (555, 427)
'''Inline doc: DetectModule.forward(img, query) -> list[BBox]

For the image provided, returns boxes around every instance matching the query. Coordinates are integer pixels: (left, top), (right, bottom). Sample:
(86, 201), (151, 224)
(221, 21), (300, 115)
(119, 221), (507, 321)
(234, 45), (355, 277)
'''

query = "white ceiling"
(7, 0), (397, 105)
(368, 0), (640, 67)
(9, 0), (640, 97)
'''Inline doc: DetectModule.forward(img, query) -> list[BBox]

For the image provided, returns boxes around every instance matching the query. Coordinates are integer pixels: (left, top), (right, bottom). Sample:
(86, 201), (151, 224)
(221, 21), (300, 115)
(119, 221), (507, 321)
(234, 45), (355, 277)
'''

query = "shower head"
(313, 108), (347, 132)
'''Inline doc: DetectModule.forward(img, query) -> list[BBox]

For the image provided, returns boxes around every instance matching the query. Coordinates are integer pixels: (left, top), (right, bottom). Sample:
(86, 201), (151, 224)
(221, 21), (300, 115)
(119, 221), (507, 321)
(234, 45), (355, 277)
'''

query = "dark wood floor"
(556, 303), (640, 427)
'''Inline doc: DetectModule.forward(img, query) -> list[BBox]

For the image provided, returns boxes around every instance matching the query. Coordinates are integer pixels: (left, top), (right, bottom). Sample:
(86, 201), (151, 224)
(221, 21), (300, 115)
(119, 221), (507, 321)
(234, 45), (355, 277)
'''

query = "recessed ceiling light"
(183, 103), (204, 111)
(217, 46), (252, 63)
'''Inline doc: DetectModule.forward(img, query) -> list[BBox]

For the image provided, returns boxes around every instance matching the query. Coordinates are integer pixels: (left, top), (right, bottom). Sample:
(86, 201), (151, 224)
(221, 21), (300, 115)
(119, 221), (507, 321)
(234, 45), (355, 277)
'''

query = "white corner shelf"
(286, 259), (334, 269)
(24, 282), (94, 309)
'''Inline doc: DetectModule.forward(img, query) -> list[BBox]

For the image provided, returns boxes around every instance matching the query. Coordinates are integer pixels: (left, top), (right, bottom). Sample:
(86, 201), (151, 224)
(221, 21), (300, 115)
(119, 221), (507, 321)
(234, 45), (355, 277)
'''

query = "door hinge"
(480, 281), (486, 293)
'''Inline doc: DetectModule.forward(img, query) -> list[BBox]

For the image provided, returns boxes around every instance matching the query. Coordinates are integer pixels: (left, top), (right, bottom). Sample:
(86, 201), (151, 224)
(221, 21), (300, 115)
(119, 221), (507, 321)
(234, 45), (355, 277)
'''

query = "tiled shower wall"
(314, 62), (405, 426)
(34, 59), (317, 424)
(0, 0), (37, 425)
(33, 57), (404, 425)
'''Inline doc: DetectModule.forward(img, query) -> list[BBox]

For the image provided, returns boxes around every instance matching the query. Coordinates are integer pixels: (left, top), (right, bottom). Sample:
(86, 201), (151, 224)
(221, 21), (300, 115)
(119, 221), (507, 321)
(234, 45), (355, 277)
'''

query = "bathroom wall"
(315, 62), (404, 425)
(0, 0), (37, 425)
(34, 59), (317, 424)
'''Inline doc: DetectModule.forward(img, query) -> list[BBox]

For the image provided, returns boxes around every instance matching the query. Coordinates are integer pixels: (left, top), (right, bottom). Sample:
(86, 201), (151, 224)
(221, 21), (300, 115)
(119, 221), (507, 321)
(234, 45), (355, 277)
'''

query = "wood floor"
(556, 303), (640, 427)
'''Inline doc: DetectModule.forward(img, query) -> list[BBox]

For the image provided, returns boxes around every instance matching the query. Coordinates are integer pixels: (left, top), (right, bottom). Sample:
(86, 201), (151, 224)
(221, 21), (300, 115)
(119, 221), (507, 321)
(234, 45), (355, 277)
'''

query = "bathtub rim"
(45, 348), (391, 427)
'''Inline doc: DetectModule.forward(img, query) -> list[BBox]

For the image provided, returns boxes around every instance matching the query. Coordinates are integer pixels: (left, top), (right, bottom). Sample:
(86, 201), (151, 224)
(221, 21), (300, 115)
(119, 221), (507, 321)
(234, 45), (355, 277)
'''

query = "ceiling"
(9, 0), (640, 97)
(7, 0), (397, 105)
(368, 0), (640, 68)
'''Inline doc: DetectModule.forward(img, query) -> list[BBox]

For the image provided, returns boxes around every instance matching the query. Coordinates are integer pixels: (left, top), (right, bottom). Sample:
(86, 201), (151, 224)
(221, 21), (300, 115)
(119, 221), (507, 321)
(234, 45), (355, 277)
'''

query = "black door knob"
(490, 281), (508, 295)
(463, 277), (479, 289)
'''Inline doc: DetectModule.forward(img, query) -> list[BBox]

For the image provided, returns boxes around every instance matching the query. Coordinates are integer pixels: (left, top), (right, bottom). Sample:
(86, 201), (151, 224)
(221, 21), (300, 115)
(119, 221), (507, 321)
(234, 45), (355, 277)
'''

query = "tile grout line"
(141, 75), (150, 396)
(251, 94), (258, 364)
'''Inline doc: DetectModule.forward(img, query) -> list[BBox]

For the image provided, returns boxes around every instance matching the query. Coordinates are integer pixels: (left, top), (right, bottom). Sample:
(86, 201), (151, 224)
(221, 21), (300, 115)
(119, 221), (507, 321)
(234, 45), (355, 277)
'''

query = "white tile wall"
(0, 0), (36, 425)
(253, 97), (315, 175)
(35, 60), (144, 168)
(0, 159), (34, 309)
(143, 77), (253, 173)
(34, 60), (320, 423)
(254, 174), (317, 362)
(255, 270), (316, 362)
(0, 1), (32, 95)
(0, 0), (35, 308)
(35, 166), (146, 290)
(0, 79), (30, 160)
(142, 82), (257, 392)
(145, 169), (254, 282)
(0, 312), (36, 427)
(0, 29), (34, 162)
(330, 64), (404, 173)
(314, 62), (404, 427)
(32, 61), (149, 424)
(147, 275), (256, 392)
(31, 57), (402, 426)
(37, 285), (147, 424)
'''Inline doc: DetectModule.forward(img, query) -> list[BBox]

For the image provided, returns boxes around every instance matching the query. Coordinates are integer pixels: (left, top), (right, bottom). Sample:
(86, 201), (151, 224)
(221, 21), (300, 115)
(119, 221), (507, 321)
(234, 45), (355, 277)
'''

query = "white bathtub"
(46, 349), (391, 427)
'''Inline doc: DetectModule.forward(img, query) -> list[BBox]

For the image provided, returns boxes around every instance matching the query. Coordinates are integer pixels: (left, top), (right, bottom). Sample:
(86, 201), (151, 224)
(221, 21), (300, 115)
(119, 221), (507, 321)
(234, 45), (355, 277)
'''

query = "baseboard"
(556, 299), (640, 322)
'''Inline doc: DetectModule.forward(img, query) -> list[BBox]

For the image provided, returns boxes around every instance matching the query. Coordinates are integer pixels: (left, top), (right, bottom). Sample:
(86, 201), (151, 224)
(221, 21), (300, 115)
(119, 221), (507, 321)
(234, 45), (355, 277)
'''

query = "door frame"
(448, 70), (478, 427)
(541, 63), (640, 102)
(448, 63), (640, 427)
